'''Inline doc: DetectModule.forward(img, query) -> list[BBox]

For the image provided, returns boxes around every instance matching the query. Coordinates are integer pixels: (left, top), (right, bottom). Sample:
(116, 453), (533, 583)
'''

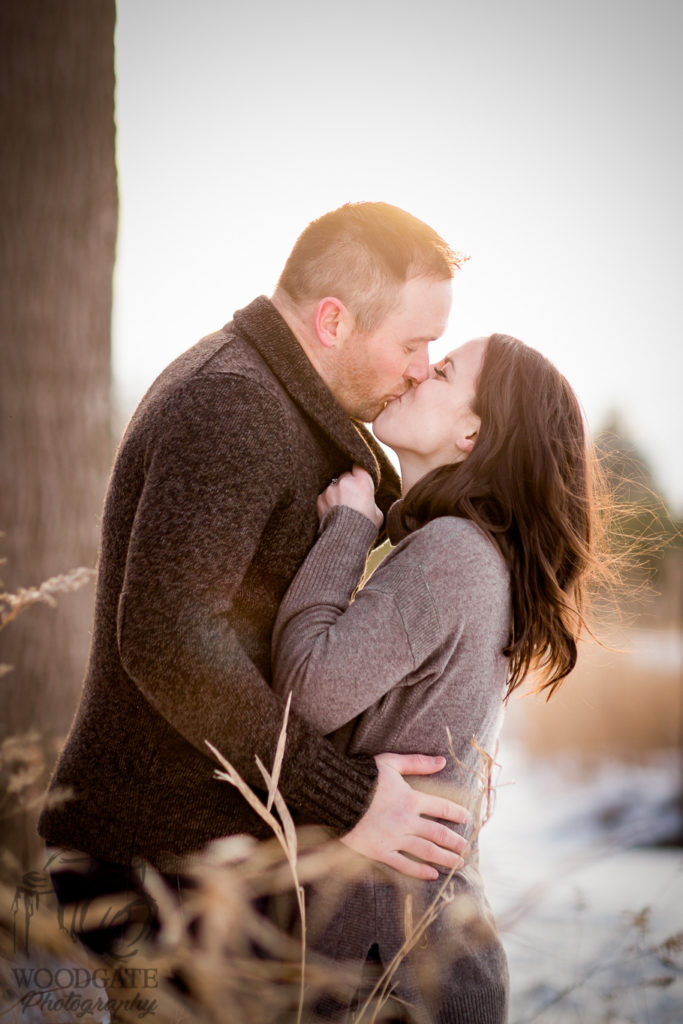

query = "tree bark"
(0, 0), (117, 868)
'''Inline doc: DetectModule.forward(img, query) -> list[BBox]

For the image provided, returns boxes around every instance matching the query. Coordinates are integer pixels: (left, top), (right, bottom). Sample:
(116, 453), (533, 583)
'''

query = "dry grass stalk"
(446, 732), (501, 846)
(350, 736), (501, 1023)
(354, 870), (459, 1023)
(4, 716), (678, 1021)
(199, 727), (501, 1022)
(0, 566), (95, 630)
(205, 691), (308, 1024)
(0, 734), (72, 836)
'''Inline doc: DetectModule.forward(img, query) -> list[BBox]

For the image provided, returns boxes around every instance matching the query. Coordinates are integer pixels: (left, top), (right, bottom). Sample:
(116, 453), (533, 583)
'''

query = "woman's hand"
(317, 466), (384, 529)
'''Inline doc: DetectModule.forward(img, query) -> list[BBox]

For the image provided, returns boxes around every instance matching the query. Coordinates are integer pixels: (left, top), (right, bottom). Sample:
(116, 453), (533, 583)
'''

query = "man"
(38, 202), (469, 951)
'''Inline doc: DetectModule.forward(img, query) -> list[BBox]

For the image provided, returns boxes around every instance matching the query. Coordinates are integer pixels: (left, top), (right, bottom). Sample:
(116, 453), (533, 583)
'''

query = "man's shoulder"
(152, 322), (276, 394)
(135, 322), (290, 424)
(113, 335), (292, 474)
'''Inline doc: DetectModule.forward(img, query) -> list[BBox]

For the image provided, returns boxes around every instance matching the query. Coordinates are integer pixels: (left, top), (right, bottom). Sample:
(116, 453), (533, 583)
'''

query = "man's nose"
(405, 348), (430, 386)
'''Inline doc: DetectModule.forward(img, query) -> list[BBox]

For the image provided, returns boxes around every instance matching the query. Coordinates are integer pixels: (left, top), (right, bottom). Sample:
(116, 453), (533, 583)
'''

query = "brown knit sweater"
(38, 297), (400, 869)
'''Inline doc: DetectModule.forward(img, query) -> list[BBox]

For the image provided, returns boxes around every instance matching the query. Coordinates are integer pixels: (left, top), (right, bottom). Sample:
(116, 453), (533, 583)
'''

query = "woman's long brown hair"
(400, 334), (603, 699)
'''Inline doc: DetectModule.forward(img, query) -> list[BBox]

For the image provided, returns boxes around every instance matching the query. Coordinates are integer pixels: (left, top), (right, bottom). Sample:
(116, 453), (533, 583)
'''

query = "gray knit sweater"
(271, 504), (512, 1023)
(272, 505), (510, 780)
(38, 297), (400, 869)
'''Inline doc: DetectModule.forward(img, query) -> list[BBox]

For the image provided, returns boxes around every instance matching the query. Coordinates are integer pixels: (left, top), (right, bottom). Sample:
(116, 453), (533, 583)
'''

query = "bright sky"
(113, 0), (683, 511)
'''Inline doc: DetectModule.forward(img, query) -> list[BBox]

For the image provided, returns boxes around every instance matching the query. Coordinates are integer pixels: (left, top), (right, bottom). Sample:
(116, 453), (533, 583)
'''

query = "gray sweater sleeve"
(272, 505), (443, 733)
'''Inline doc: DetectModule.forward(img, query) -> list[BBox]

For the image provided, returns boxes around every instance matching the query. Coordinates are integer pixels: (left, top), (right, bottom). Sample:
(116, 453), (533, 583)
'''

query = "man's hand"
(340, 752), (470, 880)
(317, 466), (384, 529)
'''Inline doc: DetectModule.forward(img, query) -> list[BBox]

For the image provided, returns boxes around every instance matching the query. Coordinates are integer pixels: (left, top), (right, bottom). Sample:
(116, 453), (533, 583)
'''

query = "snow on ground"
(480, 746), (683, 1023)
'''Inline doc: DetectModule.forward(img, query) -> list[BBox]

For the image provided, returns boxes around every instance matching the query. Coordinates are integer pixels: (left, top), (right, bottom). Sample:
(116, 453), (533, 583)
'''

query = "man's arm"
(116, 374), (377, 833)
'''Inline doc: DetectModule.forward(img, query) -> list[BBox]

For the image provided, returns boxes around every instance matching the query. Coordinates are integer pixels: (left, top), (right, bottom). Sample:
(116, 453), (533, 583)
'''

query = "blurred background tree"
(0, 0), (117, 869)
(512, 411), (683, 840)
(595, 411), (682, 628)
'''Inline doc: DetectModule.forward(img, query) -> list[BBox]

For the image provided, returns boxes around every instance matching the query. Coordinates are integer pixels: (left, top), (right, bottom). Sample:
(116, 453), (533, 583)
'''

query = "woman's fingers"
(317, 467), (383, 526)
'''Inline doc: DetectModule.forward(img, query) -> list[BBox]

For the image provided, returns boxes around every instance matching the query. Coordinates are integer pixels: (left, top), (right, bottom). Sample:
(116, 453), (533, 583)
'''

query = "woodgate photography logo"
(9, 965), (159, 1020)
(5, 850), (161, 1020)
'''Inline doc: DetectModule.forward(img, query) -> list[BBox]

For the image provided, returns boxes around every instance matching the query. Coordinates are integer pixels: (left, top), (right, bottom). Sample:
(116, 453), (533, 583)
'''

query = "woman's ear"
(314, 297), (351, 349)
(454, 413), (480, 457)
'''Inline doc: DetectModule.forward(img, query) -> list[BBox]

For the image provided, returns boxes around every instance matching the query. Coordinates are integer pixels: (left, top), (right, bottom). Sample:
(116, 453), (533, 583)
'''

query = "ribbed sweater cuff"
(319, 502), (381, 537)
(304, 741), (379, 833)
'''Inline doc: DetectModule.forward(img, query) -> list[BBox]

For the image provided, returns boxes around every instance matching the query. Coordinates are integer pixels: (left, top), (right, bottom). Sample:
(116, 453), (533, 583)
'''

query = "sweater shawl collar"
(386, 499), (414, 544)
(232, 296), (400, 492)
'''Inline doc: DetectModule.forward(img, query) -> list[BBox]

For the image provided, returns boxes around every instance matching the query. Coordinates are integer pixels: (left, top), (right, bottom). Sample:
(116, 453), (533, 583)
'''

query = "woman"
(271, 334), (603, 1023)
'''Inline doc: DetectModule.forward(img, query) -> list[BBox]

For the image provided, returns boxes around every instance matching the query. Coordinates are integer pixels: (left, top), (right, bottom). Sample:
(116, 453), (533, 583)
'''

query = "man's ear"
(314, 297), (352, 349)
(454, 414), (481, 457)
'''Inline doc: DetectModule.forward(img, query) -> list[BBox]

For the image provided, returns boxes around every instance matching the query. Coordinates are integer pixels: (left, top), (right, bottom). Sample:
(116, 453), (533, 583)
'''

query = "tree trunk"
(0, 0), (117, 870)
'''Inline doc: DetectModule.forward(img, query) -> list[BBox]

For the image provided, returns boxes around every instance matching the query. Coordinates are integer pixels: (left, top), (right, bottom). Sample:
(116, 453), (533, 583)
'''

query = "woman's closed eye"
(433, 364), (448, 379)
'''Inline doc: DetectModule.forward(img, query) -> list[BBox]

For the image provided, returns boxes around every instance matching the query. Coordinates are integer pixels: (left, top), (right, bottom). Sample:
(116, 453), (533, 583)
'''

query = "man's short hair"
(277, 202), (463, 331)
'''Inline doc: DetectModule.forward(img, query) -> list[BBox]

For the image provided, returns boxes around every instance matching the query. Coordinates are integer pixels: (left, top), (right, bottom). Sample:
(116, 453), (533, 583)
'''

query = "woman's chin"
(372, 410), (391, 443)
(372, 396), (399, 435)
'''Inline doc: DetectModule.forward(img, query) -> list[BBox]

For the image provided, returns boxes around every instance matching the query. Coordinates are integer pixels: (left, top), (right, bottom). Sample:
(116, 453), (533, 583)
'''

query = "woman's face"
(373, 338), (487, 473)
